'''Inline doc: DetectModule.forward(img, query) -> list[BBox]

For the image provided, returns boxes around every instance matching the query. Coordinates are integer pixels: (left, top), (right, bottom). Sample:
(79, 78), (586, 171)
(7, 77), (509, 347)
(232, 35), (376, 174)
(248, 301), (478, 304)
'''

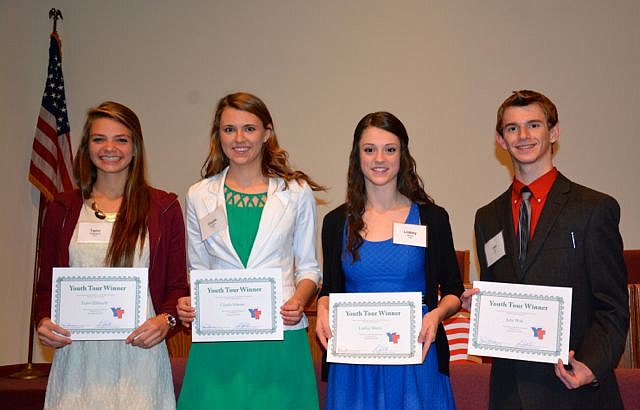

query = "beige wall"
(2, 0), (639, 365)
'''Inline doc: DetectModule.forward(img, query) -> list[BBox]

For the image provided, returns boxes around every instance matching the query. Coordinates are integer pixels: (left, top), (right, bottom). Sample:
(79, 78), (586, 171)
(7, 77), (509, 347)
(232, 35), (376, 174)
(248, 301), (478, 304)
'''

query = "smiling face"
(496, 103), (559, 181)
(88, 117), (134, 178)
(218, 107), (271, 171)
(359, 126), (401, 191)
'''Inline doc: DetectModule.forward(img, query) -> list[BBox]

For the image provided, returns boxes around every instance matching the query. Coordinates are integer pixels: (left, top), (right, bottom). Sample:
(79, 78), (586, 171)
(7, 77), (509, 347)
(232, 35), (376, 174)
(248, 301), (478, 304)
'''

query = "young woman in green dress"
(177, 92), (324, 410)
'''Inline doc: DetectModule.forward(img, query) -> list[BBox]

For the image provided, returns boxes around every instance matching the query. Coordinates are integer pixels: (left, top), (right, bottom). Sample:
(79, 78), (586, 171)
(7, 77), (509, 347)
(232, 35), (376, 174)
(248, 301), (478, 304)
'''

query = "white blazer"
(186, 167), (321, 330)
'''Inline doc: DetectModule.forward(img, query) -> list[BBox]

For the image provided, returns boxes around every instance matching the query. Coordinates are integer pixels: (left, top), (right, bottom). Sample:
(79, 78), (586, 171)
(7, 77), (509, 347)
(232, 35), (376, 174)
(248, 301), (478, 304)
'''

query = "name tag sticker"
(392, 223), (427, 247)
(199, 207), (227, 241)
(484, 230), (506, 267)
(77, 222), (113, 243)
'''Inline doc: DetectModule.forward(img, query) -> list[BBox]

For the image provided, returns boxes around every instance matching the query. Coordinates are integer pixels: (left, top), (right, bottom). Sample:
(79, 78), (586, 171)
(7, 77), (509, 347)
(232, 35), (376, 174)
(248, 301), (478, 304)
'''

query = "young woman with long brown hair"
(176, 92), (324, 410)
(35, 101), (188, 409)
(316, 111), (464, 410)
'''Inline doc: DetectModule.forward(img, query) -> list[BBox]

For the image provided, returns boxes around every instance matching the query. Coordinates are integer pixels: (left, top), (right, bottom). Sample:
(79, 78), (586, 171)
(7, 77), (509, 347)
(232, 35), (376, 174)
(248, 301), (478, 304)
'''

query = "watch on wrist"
(164, 313), (177, 329)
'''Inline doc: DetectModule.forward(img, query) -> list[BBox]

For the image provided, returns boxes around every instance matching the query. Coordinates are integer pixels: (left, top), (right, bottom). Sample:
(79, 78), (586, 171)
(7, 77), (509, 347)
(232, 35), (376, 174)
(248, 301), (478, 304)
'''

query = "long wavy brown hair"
(73, 101), (150, 267)
(345, 111), (433, 261)
(201, 92), (325, 191)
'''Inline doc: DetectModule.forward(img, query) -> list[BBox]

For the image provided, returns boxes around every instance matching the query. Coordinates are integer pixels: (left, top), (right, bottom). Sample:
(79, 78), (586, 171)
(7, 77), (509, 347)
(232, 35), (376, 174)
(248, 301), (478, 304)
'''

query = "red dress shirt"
(511, 167), (559, 238)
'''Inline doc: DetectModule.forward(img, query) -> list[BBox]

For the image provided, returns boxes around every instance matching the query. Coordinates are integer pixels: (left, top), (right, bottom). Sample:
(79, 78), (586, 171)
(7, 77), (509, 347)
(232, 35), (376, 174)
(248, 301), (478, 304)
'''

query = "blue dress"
(326, 203), (455, 410)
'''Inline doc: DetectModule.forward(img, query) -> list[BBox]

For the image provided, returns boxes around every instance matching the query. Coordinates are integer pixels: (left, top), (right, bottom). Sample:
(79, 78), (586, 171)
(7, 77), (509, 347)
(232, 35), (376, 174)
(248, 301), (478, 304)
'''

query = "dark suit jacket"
(319, 202), (464, 380)
(475, 172), (629, 409)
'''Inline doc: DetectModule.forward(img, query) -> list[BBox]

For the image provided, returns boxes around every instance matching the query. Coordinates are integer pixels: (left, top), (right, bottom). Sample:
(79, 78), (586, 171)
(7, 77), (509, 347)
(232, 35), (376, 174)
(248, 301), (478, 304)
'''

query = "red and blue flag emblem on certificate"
(110, 307), (125, 319)
(531, 327), (546, 340)
(386, 332), (400, 344)
(248, 308), (262, 320)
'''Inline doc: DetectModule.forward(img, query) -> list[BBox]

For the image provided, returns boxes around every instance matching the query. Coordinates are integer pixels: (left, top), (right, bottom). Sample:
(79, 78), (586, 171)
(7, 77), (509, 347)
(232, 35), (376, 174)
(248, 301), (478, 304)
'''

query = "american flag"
(444, 307), (483, 364)
(28, 32), (74, 201)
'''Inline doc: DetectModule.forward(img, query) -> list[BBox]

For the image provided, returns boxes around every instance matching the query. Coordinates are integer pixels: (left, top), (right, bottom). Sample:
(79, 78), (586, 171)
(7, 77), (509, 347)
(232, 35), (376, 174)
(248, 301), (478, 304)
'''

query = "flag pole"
(10, 194), (48, 379)
(10, 8), (64, 380)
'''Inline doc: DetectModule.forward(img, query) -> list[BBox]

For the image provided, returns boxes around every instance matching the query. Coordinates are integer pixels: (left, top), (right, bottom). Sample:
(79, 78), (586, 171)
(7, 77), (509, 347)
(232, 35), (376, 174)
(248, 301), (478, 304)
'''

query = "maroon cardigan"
(35, 187), (189, 324)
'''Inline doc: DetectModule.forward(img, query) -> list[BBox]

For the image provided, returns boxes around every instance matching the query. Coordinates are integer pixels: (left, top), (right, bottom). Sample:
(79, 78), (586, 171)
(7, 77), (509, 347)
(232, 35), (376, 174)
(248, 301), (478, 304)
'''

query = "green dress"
(177, 186), (319, 410)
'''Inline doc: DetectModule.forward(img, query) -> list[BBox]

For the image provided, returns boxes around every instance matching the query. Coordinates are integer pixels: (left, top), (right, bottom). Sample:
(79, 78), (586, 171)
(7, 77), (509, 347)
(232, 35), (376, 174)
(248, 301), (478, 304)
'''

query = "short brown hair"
(496, 90), (558, 136)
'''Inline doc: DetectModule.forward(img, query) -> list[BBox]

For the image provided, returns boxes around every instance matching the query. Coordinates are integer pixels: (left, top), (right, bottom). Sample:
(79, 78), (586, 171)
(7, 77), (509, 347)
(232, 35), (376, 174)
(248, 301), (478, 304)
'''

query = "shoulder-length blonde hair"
(73, 101), (150, 267)
(201, 92), (324, 192)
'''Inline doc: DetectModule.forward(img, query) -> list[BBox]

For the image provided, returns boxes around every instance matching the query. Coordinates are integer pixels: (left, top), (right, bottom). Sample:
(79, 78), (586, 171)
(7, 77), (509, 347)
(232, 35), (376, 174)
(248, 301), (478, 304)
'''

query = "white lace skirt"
(44, 337), (175, 410)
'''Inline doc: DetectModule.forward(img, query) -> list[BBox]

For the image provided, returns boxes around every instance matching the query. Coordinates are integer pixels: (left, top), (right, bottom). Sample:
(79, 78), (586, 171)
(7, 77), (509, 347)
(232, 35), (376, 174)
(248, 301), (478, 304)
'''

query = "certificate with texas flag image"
(468, 281), (572, 363)
(190, 269), (283, 342)
(51, 267), (148, 340)
(327, 292), (423, 365)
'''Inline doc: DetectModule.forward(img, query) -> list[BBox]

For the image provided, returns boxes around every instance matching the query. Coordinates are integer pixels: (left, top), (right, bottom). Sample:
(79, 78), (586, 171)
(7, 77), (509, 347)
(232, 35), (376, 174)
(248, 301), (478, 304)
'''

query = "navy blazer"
(319, 202), (464, 379)
(475, 172), (629, 409)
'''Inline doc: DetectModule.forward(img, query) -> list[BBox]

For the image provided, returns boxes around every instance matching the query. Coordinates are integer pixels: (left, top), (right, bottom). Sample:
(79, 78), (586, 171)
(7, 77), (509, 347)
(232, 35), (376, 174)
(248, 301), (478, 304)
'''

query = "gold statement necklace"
(91, 200), (117, 223)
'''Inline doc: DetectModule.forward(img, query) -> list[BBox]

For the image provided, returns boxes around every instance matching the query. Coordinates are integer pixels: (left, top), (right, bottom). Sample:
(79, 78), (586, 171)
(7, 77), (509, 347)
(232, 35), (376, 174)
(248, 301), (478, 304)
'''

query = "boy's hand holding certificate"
(467, 281), (572, 363)
(327, 292), (423, 365)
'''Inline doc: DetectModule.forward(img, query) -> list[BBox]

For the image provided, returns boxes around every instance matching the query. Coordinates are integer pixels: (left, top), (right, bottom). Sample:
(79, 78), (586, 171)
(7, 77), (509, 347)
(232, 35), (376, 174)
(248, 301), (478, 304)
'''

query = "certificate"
(190, 269), (283, 342)
(51, 267), (148, 340)
(327, 292), (423, 365)
(468, 281), (572, 363)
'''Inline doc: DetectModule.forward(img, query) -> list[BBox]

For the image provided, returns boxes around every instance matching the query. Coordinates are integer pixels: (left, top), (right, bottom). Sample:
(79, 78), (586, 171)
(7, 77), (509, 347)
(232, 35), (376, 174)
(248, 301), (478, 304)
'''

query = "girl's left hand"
(418, 310), (440, 362)
(280, 298), (305, 326)
(315, 298), (331, 350)
(125, 315), (170, 348)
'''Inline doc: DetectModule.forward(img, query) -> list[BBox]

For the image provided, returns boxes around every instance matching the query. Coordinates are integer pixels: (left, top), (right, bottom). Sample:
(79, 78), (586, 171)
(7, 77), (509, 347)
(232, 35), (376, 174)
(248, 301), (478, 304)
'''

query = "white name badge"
(393, 223), (427, 247)
(484, 230), (506, 267)
(77, 222), (113, 243)
(199, 207), (227, 241)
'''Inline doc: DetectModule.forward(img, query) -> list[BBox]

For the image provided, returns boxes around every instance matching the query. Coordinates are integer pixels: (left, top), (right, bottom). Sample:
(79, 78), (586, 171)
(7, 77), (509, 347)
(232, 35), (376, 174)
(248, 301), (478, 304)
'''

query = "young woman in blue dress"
(176, 92), (325, 410)
(316, 111), (464, 410)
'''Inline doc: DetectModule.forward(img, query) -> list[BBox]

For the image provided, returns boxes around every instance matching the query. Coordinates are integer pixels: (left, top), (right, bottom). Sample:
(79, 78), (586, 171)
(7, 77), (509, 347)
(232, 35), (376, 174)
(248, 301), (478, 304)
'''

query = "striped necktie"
(518, 187), (532, 267)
